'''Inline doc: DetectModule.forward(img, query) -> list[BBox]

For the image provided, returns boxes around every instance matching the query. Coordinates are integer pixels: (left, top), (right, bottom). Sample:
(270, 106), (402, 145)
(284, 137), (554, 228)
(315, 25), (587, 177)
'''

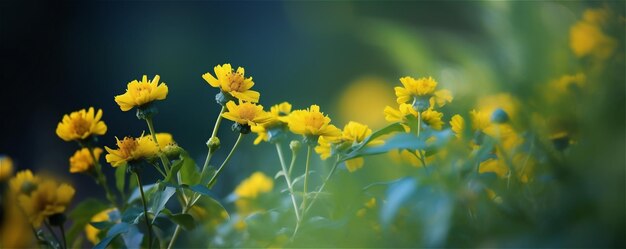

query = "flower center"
(134, 83), (152, 97)
(118, 137), (139, 159)
(304, 113), (325, 130)
(227, 72), (245, 92)
(71, 117), (91, 136)
(238, 105), (258, 121)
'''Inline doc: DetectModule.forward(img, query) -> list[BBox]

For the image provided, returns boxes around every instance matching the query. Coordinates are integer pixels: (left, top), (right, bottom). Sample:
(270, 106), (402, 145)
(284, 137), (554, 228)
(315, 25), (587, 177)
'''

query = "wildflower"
(17, 179), (75, 227)
(56, 107), (107, 142)
(478, 158), (508, 178)
(288, 105), (342, 144)
(421, 109), (444, 130)
(315, 121), (382, 172)
(394, 76), (452, 110)
(222, 101), (272, 134)
(384, 104), (444, 131)
(356, 197), (377, 217)
(9, 170), (40, 195)
(479, 153), (534, 183)
(104, 135), (159, 167)
(85, 208), (118, 244)
(202, 64), (260, 103)
(234, 172), (274, 218)
(570, 8), (616, 59)
(250, 102), (292, 144)
(450, 115), (465, 138)
(338, 77), (396, 128)
(69, 148), (103, 173)
(0, 155), (14, 181)
(114, 75), (169, 112)
(476, 93), (519, 122)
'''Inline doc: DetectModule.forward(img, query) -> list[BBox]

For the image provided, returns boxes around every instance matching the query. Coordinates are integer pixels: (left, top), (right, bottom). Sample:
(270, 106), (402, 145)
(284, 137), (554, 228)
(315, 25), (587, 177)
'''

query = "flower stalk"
(275, 143), (301, 222)
(134, 172), (153, 249)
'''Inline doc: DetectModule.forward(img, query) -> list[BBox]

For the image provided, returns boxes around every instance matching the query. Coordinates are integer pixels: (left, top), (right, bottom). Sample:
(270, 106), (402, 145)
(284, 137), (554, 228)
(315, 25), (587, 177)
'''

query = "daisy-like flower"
(234, 172), (274, 229)
(222, 101), (273, 133)
(114, 75), (169, 112)
(570, 8), (616, 59)
(421, 109), (444, 130)
(0, 155), (14, 181)
(69, 148), (103, 173)
(17, 179), (75, 227)
(85, 208), (118, 245)
(450, 114), (465, 139)
(9, 170), (41, 195)
(394, 76), (452, 110)
(104, 135), (159, 167)
(384, 104), (444, 131)
(56, 107), (107, 142)
(288, 105), (342, 143)
(315, 121), (382, 172)
(250, 102), (292, 145)
(203, 64), (260, 103)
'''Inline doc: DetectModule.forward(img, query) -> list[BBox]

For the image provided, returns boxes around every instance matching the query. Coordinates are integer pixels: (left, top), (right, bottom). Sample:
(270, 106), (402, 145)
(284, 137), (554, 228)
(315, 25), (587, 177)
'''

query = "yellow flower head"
(114, 75), (169, 111)
(203, 64), (260, 103)
(9, 170), (41, 195)
(17, 180), (75, 227)
(269, 102), (292, 123)
(104, 135), (159, 167)
(249, 102), (292, 145)
(288, 105), (342, 140)
(315, 121), (382, 172)
(421, 109), (444, 130)
(234, 172), (274, 216)
(85, 208), (117, 245)
(570, 8), (616, 59)
(470, 110), (490, 132)
(222, 100), (272, 127)
(450, 114), (465, 139)
(395, 76), (453, 108)
(69, 148), (102, 174)
(384, 104), (443, 131)
(0, 155), (14, 181)
(144, 133), (175, 151)
(56, 107), (107, 142)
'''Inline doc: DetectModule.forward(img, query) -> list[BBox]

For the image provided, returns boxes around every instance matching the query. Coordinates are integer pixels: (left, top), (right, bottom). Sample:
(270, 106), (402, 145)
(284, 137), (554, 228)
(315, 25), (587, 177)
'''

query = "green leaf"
(121, 207), (144, 224)
(161, 209), (196, 230)
(178, 153), (201, 185)
(66, 198), (108, 245)
(148, 184), (176, 223)
(115, 165), (126, 196)
(164, 159), (184, 183)
(94, 222), (130, 249)
(89, 221), (114, 230)
(380, 177), (417, 228)
(186, 184), (218, 199)
(353, 122), (405, 152)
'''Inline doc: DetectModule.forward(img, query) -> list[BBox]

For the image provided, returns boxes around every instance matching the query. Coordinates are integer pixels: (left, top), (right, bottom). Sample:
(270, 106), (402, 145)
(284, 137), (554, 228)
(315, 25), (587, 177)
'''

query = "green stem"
(59, 223), (67, 249)
(303, 156), (340, 216)
(416, 111), (427, 168)
(88, 147), (118, 208)
(144, 117), (171, 171)
(200, 106), (226, 180)
(300, 146), (312, 212)
(207, 133), (243, 187)
(43, 221), (62, 249)
(135, 173), (153, 249)
(288, 148), (297, 178)
(275, 143), (301, 222)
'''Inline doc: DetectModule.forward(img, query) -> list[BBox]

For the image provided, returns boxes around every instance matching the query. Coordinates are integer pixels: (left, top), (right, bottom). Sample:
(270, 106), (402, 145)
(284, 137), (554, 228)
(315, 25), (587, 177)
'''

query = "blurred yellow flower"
(222, 100), (272, 127)
(146, 132), (175, 150)
(356, 197), (377, 218)
(250, 102), (292, 145)
(56, 107), (107, 142)
(269, 102), (292, 123)
(384, 104), (443, 131)
(1, 193), (34, 248)
(338, 77), (396, 129)
(234, 172), (274, 215)
(469, 110), (490, 132)
(394, 76), (453, 108)
(69, 147), (102, 173)
(9, 170), (40, 195)
(475, 93), (519, 122)
(0, 155), (14, 181)
(114, 75), (169, 111)
(421, 109), (444, 130)
(570, 8), (616, 59)
(105, 136), (159, 167)
(202, 64), (260, 103)
(85, 208), (117, 245)
(288, 105), (342, 140)
(478, 158), (508, 178)
(315, 121), (383, 172)
(479, 153), (534, 183)
(17, 180), (75, 227)
(450, 114), (465, 138)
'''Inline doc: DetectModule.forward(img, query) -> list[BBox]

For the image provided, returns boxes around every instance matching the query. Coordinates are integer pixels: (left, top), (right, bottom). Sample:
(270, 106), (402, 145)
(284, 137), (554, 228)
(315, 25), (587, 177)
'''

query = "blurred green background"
(1, 0), (624, 247)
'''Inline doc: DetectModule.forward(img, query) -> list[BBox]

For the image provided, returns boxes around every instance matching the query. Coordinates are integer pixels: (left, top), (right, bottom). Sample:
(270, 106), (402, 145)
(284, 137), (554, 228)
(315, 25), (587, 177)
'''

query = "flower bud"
(207, 136), (221, 153)
(289, 140), (301, 152)
(490, 108), (509, 124)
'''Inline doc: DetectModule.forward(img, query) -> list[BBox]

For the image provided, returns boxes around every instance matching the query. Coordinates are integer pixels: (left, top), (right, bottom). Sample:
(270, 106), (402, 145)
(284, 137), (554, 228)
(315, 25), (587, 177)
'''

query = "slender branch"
(135, 173), (153, 249)
(207, 133), (243, 188)
(43, 221), (62, 248)
(88, 147), (118, 208)
(303, 156), (341, 216)
(200, 106), (226, 180)
(300, 146), (312, 212)
(275, 143), (301, 222)
(288, 148), (297, 178)
(59, 224), (67, 249)
(144, 117), (171, 171)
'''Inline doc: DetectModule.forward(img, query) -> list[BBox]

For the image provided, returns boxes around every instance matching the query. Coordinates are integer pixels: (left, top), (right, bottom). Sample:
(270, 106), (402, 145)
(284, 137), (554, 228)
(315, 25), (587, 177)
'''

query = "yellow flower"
(146, 133), (175, 151)
(450, 115), (465, 139)
(394, 76), (453, 108)
(269, 102), (292, 123)
(469, 110), (490, 132)
(104, 135), (159, 167)
(249, 102), (292, 145)
(478, 158), (508, 178)
(17, 180), (75, 227)
(85, 208), (117, 245)
(0, 155), (14, 181)
(114, 75), (169, 111)
(56, 107), (107, 142)
(1, 192), (35, 248)
(421, 109), (444, 130)
(356, 197), (377, 218)
(338, 77), (396, 129)
(234, 172), (274, 215)
(69, 148), (102, 173)
(222, 100), (272, 127)
(288, 105), (342, 140)
(9, 170), (40, 195)
(479, 153), (534, 183)
(315, 122), (382, 172)
(570, 8), (616, 59)
(202, 64), (260, 103)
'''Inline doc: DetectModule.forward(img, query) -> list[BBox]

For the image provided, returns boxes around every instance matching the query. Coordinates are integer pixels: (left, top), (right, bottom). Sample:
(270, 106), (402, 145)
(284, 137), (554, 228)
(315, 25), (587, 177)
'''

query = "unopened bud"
(207, 137), (221, 152)
(289, 140), (301, 152)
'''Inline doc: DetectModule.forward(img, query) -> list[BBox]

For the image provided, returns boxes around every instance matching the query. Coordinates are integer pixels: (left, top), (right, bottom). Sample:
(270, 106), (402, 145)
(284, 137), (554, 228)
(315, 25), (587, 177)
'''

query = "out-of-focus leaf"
(66, 198), (108, 245)
(94, 222), (130, 249)
(121, 224), (143, 249)
(128, 183), (156, 204)
(244, 211), (281, 240)
(161, 209), (196, 230)
(380, 177), (417, 228)
(121, 207), (143, 224)
(115, 165), (126, 196)
(89, 221), (114, 230)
